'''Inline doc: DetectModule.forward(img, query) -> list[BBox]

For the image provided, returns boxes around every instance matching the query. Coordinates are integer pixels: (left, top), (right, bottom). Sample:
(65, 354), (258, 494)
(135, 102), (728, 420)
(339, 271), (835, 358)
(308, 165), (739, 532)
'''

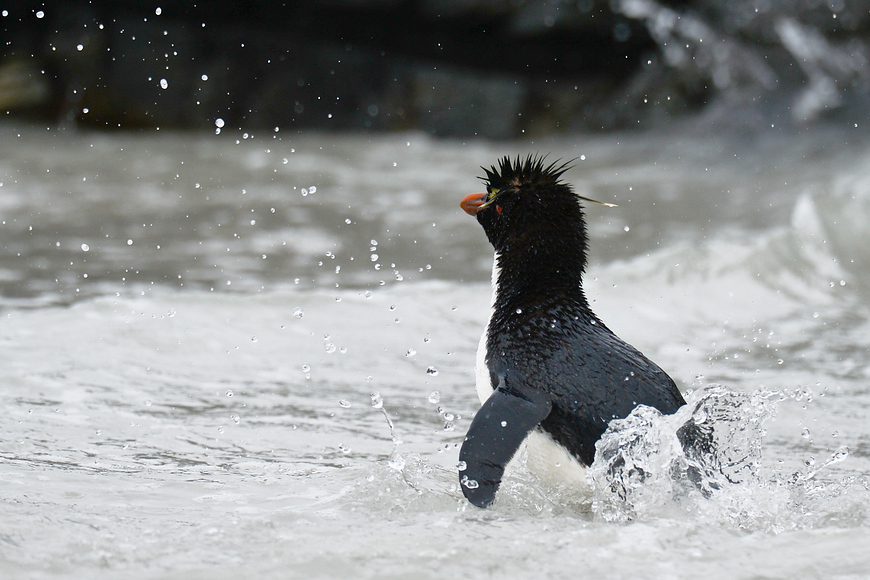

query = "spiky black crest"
(480, 155), (573, 192)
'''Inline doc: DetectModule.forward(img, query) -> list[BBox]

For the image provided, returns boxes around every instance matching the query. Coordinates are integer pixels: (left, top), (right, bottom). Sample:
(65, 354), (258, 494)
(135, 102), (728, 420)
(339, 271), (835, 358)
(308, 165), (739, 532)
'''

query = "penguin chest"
(474, 327), (492, 405)
(473, 250), (589, 494)
(475, 252), (500, 406)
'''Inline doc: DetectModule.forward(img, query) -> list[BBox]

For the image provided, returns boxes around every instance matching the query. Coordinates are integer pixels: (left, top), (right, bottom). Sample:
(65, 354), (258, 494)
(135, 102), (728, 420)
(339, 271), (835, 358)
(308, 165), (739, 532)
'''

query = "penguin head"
(460, 155), (594, 255)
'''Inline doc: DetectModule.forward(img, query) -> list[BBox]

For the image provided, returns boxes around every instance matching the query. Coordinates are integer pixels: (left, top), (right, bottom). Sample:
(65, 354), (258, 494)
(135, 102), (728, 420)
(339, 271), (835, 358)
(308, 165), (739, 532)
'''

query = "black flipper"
(458, 383), (552, 508)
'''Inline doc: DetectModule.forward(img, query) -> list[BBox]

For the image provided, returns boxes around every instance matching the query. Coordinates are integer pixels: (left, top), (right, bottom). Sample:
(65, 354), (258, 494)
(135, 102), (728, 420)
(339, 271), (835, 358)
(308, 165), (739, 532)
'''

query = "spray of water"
(588, 385), (861, 532)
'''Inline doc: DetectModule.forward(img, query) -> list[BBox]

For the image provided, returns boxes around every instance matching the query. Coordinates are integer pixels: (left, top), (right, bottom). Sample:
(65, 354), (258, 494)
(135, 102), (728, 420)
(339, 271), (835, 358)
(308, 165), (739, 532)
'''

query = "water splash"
(367, 390), (440, 502)
(371, 391), (402, 450)
(587, 385), (865, 531)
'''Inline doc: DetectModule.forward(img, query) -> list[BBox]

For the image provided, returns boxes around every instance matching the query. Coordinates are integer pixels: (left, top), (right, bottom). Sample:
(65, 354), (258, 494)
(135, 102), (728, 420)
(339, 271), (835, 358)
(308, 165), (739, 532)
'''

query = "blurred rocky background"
(1, 0), (868, 138)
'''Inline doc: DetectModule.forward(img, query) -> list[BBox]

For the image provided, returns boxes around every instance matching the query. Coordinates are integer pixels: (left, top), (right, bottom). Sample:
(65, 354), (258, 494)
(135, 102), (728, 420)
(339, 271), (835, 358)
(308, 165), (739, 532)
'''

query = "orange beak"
(460, 193), (488, 216)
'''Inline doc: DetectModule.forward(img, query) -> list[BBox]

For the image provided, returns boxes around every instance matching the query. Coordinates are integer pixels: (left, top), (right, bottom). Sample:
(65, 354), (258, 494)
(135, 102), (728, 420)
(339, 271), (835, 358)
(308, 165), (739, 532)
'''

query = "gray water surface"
(2, 126), (870, 579)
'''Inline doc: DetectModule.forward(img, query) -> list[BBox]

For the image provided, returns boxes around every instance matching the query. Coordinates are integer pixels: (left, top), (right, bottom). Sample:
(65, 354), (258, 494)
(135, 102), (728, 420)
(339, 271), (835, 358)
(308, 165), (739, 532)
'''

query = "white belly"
(524, 430), (591, 494)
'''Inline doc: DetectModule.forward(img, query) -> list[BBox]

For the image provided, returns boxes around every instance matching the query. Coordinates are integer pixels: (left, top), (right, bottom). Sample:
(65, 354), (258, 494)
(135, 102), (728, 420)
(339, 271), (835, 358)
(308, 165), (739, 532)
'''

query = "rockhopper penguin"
(457, 155), (686, 508)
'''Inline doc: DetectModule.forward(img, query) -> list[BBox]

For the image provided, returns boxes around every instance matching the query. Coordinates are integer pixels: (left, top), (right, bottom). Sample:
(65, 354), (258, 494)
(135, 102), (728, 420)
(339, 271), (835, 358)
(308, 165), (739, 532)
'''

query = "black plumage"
(458, 155), (686, 508)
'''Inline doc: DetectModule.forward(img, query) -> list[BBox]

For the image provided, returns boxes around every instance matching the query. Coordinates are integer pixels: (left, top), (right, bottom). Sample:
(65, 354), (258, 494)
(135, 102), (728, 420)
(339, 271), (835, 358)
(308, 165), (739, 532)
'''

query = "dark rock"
(411, 65), (526, 138)
(0, 0), (867, 136)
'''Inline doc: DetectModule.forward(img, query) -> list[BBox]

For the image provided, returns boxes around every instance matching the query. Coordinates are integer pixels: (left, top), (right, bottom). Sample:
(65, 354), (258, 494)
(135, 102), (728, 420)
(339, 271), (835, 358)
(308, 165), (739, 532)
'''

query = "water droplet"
(325, 343), (337, 354)
(460, 475), (479, 489)
(159, 78), (168, 89)
(214, 118), (225, 128)
(456, 461), (467, 472)
(405, 348), (416, 357)
(308, 186), (317, 194)
(388, 455), (405, 471)
(624, 225), (630, 232)
(293, 307), (304, 319)
(226, 390), (233, 397)
(426, 366), (439, 376)
(370, 254), (378, 262)
(500, 420), (507, 427)
(81, 243), (90, 252)
(515, 308), (523, 314)
(76, 44), (84, 51)
(364, 290), (372, 298)
(801, 428), (811, 438)
(301, 364), (311, 373)
(251, 336), (257, 342)
(428, 391), (440, 404)
(370, 392), (383, 409)
(829, 445), (849, 463)
(777, 359), (784, 365)
(155, 7), (162, 15)
(338, 399), (351, 408)
(217, 426), (224, 434)
(36, 11), (45, 18)
(443, 423), (455, 431)
(230, 413), (240, 424)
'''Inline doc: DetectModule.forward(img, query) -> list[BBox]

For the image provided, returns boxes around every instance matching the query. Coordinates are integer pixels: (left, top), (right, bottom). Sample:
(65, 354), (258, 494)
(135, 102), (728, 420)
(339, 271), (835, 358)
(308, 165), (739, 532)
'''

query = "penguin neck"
(491, 238), (589, 311)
